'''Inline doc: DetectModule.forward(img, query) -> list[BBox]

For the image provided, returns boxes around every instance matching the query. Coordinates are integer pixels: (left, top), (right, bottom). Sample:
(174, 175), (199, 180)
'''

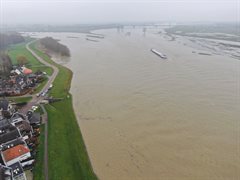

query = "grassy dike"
(30, 41), (98, 180)
(33, 125), (45, 180)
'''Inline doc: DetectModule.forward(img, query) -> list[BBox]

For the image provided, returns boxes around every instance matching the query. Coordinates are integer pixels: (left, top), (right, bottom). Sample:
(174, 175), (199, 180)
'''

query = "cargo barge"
(151, 48), (167, 59)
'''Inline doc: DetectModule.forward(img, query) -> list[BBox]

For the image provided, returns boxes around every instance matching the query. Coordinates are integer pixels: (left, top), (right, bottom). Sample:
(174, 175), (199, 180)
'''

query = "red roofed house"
(21, 67), (32, 75)
(1, 144), (31, 166)
(23, 68), (32, 75)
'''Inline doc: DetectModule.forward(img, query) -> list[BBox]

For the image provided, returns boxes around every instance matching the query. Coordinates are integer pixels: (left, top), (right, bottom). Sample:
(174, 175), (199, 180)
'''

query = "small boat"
(151, 48), (167, 59)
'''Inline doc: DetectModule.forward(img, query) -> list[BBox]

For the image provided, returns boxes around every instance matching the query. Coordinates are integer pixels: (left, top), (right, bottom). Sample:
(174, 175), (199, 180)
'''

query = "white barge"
(151, 49), (167, 59)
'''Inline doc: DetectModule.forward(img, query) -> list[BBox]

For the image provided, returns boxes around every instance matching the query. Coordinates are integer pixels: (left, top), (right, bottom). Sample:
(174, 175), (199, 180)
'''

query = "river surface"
(28, 28), (240, 180)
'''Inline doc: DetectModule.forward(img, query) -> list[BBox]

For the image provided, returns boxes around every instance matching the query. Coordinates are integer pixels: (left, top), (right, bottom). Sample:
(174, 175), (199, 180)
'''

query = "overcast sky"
(0, 0), (239, 24)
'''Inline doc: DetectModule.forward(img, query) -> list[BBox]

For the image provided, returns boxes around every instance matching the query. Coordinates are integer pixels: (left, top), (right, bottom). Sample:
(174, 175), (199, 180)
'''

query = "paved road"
(20, 41), (59, 180)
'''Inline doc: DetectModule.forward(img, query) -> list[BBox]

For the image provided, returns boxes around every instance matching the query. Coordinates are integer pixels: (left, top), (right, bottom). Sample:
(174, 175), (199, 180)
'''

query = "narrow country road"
(20, 41), (59, 180)
(20, 41), (59, 114)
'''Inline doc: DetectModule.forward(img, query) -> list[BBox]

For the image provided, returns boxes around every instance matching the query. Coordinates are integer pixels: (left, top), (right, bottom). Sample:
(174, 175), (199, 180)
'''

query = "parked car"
(49, 84), (53, 89)
(31, 106), (38, 111)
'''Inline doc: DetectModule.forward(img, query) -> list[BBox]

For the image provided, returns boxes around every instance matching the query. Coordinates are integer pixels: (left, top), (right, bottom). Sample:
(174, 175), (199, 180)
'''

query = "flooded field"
(29, 27), (240, 180)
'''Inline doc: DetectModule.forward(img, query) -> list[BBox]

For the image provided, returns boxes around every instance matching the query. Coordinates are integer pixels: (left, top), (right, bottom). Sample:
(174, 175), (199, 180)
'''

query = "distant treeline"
(1, 24), (120, 33)
(0, 32), (25, 50)
(40, 37), (70, 56)
(165, 23), (240, 42)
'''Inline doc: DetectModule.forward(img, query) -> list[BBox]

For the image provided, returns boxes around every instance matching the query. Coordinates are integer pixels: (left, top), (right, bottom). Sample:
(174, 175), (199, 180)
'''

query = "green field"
(30, 41), (97, 180)
(8, 41), (53, 75)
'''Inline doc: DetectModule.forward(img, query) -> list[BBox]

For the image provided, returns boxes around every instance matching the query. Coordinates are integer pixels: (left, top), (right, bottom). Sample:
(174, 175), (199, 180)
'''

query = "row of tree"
(0, 32), (29, 76)
(0, 32), (25, 50)
(40, 37), (70, 56)
(0, 52), (13, 76)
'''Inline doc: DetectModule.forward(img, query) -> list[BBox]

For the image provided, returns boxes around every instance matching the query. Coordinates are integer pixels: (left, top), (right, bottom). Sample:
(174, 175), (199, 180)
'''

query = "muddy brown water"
(29, 28), (240, 180)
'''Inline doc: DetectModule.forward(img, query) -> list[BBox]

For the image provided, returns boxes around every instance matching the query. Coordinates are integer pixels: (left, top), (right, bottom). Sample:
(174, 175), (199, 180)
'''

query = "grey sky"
(0, 0), (239, 24)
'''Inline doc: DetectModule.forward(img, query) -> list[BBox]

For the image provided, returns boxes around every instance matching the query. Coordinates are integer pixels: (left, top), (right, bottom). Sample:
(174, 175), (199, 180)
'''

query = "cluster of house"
(0, 98), (41, 180)
(0, 66), (46, 96)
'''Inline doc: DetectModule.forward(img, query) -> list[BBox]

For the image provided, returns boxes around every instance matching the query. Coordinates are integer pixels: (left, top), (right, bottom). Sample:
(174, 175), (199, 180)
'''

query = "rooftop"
(23, 68), (32, 75)
(2, 144), (30, 162)
(0, 99), (9, 111)
(9, 162), (24, 179)
(10, 113), (26, 122)
(0, 123), (21, 145)
(0, 139), (25, 152)
(28, 113), (41, 124)
(0, 164), (12, 180)
(0, 118), (10, 128)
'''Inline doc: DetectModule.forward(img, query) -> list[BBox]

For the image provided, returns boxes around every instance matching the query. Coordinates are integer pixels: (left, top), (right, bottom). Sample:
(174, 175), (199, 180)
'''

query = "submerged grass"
(30, 41), (97, 180)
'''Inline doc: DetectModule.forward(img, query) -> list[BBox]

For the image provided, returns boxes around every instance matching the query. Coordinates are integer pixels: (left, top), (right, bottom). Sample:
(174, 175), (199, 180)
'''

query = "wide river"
(30, 28), (239, 180)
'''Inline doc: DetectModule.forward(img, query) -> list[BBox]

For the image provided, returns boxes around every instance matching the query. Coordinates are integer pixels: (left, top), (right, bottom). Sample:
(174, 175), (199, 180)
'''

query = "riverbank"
(29, 41), (97, 180)
(25, 29), (240, 180)
(32, 29), (239, 180)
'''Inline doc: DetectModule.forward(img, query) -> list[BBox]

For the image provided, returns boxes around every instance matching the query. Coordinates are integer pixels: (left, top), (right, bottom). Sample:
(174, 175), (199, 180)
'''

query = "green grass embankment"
(30, 41), (98, 180)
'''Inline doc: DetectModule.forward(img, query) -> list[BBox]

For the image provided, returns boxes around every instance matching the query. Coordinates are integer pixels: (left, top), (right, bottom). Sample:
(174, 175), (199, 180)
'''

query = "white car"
(31, 106), (38, 111)
(41, 90), (47, 96)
